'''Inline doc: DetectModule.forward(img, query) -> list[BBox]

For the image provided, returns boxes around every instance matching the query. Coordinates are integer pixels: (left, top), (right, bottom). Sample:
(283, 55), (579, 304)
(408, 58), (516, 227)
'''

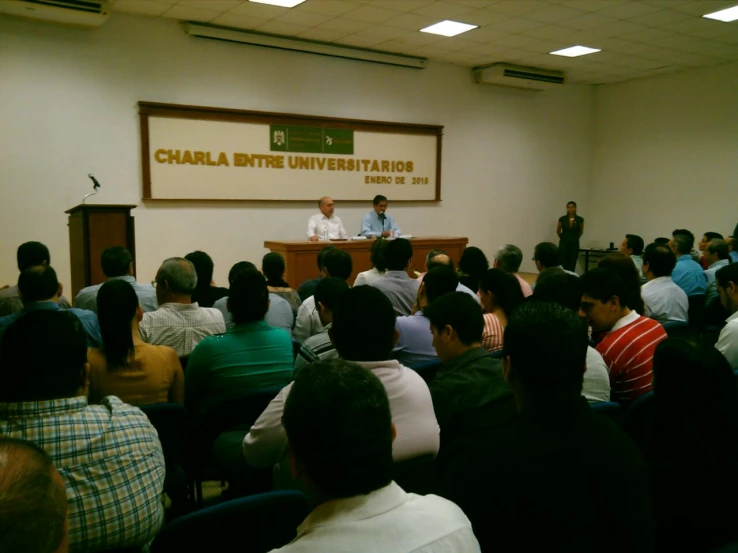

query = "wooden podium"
(66, 204), (137, 298)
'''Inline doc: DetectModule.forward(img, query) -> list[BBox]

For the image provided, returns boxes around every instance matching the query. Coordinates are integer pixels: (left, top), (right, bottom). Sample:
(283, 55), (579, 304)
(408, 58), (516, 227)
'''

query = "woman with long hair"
(87, 279), (184, 405)
(262, 252), (301, 316)
(185, 250), (229, 308)
(478, 269), (525, 352)
(458, 246), (489, 293)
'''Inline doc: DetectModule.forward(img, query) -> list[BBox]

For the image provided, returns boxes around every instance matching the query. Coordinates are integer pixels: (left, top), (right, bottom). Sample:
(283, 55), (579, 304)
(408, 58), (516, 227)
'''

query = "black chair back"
(139, 403), (190, 470)
(200, 385), (285, 440)
(409, 361), (442, 385)
(688, 294), (706, 329)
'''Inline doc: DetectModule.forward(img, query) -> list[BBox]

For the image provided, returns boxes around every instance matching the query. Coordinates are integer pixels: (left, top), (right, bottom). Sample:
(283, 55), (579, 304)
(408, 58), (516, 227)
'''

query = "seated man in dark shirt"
(440, 301), (653, 553)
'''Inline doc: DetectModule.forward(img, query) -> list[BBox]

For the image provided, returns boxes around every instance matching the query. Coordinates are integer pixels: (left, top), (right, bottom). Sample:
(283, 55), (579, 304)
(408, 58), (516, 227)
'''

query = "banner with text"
(139, 103), (442, 202)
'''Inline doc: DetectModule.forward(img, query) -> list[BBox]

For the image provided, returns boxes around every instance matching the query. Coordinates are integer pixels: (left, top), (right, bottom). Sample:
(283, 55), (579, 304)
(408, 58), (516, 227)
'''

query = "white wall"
(0, 13), (594, 288)
(588, 61), (738, 249)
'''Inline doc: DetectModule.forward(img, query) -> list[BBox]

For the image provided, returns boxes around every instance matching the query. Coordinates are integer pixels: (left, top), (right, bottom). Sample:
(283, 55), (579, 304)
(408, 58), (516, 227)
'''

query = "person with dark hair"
(0, 241), (70, 316)
(294, 277), (350, 374)
(494, 244), (533, 297)
(423, 253), (480, 302)
(244, 286), (439, 472)
(669, 230), (707, 296)
(273, 360), (480, 553)
(704, 238), (731, 305)
(715, 263), (738, 368)
(728, 236), (738, 263)
(457, 246), (489, 293)
(557, 201), (584, 272)
(0, 265), (101, 347)
(296, 245), (336, 302)
(0, 311), (166, 552)
(74, 246), (157, 313)
(641, 243), (688, 324)
(441, 301), (652, 553)
(185, 250), (229, 308)
(87, 279), (184, 405)
(370, 238), (420, 316)
(294, 248), (353, 342)
(0, 438), (69, 553)
(533, 241), (577, 278)
(393, 266), (459, 366)
(579, 268), (667, 403)
(262, 252), (301, 315)
(361, 194), (400, 238)
(654, 237), (670, 246)
(307, 196), (347, 241)
(598, 252), (645, 315)
(478, 269), (525, 352)
(354, 237), (387, 286)
(139, 257), (226, 356)
(698, 231), (724, 269)
(531, 272), (611, 403)
(425, 292), (516, 451)
(619, 234), (646, 283)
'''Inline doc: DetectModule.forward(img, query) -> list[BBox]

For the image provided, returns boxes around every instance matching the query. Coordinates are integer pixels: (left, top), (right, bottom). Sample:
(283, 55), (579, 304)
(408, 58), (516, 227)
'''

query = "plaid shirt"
(0, 396), (166, 553)
(139, 302), (226, 357)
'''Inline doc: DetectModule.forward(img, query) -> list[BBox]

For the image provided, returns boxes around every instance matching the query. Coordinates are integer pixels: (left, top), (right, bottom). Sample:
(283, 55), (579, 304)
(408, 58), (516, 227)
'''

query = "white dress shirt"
(243, 360), (440, 468)
(307, 213), (347, 240)
(705, 259), (730, 305)
(642, 276), (689, 324)
(139, 302), (226, 357)
(716, 310), (738, 369)
(270, 482), (480, 553)
(293, 295), (323, 343)
(583, 346), (611, 403)
(354, 267), (385, 287)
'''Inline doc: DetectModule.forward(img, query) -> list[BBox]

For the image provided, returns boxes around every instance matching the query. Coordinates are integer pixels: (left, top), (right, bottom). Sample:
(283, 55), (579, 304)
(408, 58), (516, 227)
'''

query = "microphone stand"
(83, 174), (101, 204)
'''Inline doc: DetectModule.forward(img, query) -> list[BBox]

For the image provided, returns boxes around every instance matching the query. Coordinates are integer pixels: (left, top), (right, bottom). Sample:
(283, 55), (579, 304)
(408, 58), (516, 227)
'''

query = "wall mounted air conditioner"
(0, 0), (111, 27)
(473, 63), (565, 91)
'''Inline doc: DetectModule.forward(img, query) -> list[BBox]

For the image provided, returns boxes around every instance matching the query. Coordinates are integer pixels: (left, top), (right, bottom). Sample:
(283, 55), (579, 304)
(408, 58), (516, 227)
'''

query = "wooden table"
(264, 237), (469, 287)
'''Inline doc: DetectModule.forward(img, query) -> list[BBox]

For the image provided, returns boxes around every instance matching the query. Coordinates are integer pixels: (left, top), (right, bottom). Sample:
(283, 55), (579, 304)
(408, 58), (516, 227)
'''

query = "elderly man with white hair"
(494, 244), (533, 297)
(307, 196), (347, 241)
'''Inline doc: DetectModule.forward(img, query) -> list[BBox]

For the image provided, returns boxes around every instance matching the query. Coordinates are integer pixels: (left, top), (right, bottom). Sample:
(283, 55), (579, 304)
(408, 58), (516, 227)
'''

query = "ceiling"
(110, 0), (738, 84)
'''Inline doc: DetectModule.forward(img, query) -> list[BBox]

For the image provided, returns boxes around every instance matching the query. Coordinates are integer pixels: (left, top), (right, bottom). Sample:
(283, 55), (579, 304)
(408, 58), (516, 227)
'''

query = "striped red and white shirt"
(482, 313), (505, 353)
(596, 311), (667, 403)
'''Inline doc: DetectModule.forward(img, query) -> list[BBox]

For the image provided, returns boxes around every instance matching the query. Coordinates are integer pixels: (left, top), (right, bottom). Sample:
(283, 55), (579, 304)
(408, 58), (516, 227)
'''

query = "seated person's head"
(494, 244), (524, 274)
(424, 292), (484, 364)
(18, 265), (61, 304)
(227, 268), (269, 324)
(532, 271), (582, 312)
(427, 254), (455, 272)
(704, 238), (730, 265)
(619, 234), (644, 258)
(283, 359), (394, 500)
(330, 287), (396, 362)
(96, 279), (140, 369)
(478, 268), (525, 318)
(100, 246), (133, 279)
(154, 257), (198, 304)
(228, 261), (257, 285)
(384, 238), (413, 272)
(670, 230), (694, 256)
(321, 248), (353, 280)
(642, 242), (677, 280)
(314, 277), (350, 325)
(717, 263), (738, 314)
(424, 249), (447, 271)
(370, 239), (388, 272)
(184, 251), (215, 291)
(16, 241), (50, 273)
(262, 252), (288, 286)
(578, 268), (630, 332)
(699, 231), (723, 252)
(0, 310), (88, 403)
(728, 236), (736, 253)
(458, 246), (489, 279)
(420, 266), (458, 309)
(533, 242), (559, 271)
(0, 438), (69, 553)
(316, 245), (337, 272)
(654, 237), (671, 246)
(503, 301), (588, 407)
(597, 253), (643, 313)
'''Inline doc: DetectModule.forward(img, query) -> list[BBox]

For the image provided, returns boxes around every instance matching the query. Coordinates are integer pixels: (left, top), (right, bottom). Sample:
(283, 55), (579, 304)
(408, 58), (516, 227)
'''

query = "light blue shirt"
(0, 301), (102, 347)
(705, 259), (731, 305)
(361, 211), (400, 237)
(393, 312), (438, 368)
(213, 293), (294, 337)
(74, 275), (158, 313)
(370, 271), (420, 316)
(671, 255), (707, 296)
(730, 251), (738, 263)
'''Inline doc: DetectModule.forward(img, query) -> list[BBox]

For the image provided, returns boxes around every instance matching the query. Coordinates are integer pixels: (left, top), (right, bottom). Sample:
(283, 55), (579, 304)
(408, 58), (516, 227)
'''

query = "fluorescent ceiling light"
(249, 0), (306, 8)
(702, 5), (738, 22)
(549, 45), (601, 57)
(420, 20), (478, 37)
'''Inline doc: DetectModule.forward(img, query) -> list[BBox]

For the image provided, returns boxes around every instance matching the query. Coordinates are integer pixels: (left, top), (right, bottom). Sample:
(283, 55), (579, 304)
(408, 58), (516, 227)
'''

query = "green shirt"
(185, 320), (293, 416)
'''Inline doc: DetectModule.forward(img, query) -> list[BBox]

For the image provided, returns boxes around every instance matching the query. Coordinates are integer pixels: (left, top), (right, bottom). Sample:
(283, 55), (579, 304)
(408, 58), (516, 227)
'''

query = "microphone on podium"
(83, 174), (102, 204)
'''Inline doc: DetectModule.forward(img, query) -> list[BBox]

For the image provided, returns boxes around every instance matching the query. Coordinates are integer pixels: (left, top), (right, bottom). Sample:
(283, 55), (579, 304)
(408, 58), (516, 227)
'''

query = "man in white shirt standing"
(641, 243), (689, 324)
(271, 358), (480, 553)
(715, 263), (738, 369)
(307, 197), (347, 241)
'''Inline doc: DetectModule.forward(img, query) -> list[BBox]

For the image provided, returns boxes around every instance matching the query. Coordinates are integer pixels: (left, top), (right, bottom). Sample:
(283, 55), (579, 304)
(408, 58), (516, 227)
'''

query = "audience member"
(440, 302), (652, 552)
(704, 238), (731, 305)
(272, 360), (480, 553)
(369, 238), (420, 316)
(416, 248), (448, 281)
(353, 237), (386, 286)
(139, 257), (226, 357)
(532, 272), (611, 403)
(425, 292), (516, 451)
(294, 277), (349, 374)
(728, 236), (738, 263)
(669, 231), (707, 296)
(294, 248), (353, 342)
(0, 241), (70, 316)
(307, 196), (347, 241)
(0, 310), (165, 552)
(654, 237), (670, 246)
(0, 438), (69, 553)
(296, 246), (336, 301)
(87, 279), (184, 405)
(598, 252), (645, 314)
(477, 268), (525, 352)
(674, 228), (702, 262)
(213, 261), (294, 335)
(0, 265), (101, 347)
(185, 250), (229, 308)
(393, 266), (458, 367)
(493, 243), (533, 297)
(715, 263), (738, 368)
(641, 243), (689, 324)
(699, 231), (724, 269)
(457, 246), (489, 293)
(425, 253), (479, 301)
(533, 241), (577, 277)
(579, 268), (667, 403)
(619, 234), (646, 284)
(74, 246), (157, 313)
(244, 286), (439, 470)
(262, 252), (301, 315)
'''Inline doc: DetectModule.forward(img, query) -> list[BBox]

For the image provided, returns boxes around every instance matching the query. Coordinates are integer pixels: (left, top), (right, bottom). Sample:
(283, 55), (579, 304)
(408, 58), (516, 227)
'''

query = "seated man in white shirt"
(307, 196), (347, 242)
(715, 263), (738, 369)
(271, 358), (480, 553)
(619, 234), (647, 285)
(641, 243), (689, 324)
(704, 238), (732, 306)
(243, 286), (440, 472)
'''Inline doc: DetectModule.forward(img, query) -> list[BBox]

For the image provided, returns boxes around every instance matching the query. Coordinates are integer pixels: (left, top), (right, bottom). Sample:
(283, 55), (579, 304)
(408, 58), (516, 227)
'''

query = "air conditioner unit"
(0, 0), (111, 27)
(473, 63), (565, 91)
